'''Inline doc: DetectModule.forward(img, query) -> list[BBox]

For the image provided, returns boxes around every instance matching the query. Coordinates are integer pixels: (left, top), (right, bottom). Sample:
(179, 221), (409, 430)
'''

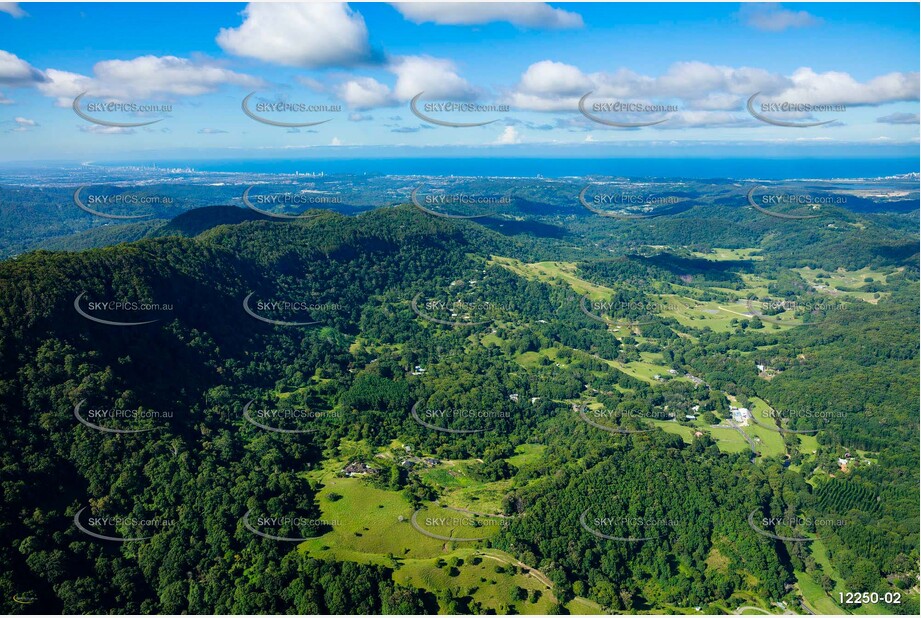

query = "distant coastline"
(88, 157), (919, 181)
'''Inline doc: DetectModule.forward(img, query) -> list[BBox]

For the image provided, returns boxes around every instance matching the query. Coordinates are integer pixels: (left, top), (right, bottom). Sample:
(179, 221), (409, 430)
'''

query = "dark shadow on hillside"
(477, 217), (568, 239)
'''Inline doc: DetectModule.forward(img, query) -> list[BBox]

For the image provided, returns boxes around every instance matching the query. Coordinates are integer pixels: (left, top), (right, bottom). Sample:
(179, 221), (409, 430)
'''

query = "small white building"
(731, 407), (751, 424)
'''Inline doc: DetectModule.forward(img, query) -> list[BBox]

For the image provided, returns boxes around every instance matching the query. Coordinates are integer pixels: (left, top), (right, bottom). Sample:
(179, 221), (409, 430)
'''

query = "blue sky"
(0, 2), (918, 162)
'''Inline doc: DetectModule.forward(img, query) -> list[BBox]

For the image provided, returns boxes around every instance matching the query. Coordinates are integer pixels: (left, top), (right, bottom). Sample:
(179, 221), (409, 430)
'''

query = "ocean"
(102, 157), (919, 181)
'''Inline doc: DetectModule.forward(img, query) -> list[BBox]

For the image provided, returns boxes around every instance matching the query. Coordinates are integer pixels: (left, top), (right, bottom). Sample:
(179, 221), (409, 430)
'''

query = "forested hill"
(0, 206), (568, 614)
(0, 204), (916, 614)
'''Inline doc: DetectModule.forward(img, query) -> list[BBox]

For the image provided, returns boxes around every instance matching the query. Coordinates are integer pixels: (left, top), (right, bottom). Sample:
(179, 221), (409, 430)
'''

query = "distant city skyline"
(0, 1), (918, 162)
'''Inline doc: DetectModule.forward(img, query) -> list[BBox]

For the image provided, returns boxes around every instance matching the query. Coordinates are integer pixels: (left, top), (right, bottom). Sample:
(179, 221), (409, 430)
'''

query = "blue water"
(104, 157), (918, 180)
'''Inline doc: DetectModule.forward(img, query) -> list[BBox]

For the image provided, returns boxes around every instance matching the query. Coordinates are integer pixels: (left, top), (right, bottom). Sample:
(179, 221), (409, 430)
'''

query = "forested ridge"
(0, 204), (917, 614)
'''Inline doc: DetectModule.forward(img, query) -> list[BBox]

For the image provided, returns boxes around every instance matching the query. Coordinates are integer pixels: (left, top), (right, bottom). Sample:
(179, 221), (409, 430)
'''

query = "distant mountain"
(151, 205), (265, 237)
(37, 219), (167, 252)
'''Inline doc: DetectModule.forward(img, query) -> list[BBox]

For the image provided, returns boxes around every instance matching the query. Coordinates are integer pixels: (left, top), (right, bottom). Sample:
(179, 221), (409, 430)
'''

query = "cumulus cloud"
(217, 2), (371, 68)
(391, 2), (582, 28)
(37, 56), (261, 106)
(518, 60), (592, 97)
(0, 50), (46, 103)
(495, 125), (522, 144)
(739, 3), (822, 31)
(333, 55), (477, 109)
(35, 69), (92, 106)
(93, 56), (261, 97)
(771, 68), (920, 106)
(503, 59), (919, 125)
(8, 116), (36, 132)
(336, 76), (393, 109)
(0, 49), (45, 87)
(391, 55), (477, 101)
(78, 124), (135, 135)
(198, 128), (229, 134)
(877, 112), (920, 125)
(0, 3), (26, 18)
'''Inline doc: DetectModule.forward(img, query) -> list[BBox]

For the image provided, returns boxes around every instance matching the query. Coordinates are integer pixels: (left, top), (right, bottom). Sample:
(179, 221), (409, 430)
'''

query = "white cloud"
(36, 69), (93, 106)
(330, 136), (343, 146)
(10, 116), (36, 131)
(295, 76), (327, 92)
(391, 55), (477, 101)
(504, 60), (919, 117)
(336, 76), (393, 109)
(877, 112), (920, 125)
(518, 60), (592, 97)
(391, 2), (582, 28)
(333, 55), (477, 110)
(0, 3), (26, 18)
(772, 68), (920, 106)
(643, 61), (785, 99)
(0, 49), (45, 87)
(198, 128), (229, 134)
(78, 124), (135, 135)
(92, 56), (261, 98)
(739, 3), (822, 32)
(495, 126), (521, 144)
(217, 2), (371, 68)
(37, 57), (261, 106)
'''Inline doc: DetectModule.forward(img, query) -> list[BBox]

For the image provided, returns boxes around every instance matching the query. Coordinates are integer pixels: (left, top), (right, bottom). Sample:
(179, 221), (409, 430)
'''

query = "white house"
(730, 407), (751, 424)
